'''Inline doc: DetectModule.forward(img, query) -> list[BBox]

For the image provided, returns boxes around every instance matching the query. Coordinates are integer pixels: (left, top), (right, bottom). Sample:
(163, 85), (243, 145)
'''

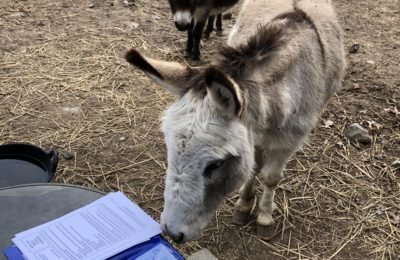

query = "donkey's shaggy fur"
(126, 0), (345, 243)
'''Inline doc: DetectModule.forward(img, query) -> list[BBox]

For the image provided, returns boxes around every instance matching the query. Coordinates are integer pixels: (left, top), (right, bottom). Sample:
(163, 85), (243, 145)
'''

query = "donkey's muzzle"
(174, 21), (190, 31)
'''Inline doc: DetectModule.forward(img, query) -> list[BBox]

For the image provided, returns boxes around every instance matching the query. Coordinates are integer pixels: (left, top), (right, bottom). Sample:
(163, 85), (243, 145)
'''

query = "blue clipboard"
(3, 236), (183, 260)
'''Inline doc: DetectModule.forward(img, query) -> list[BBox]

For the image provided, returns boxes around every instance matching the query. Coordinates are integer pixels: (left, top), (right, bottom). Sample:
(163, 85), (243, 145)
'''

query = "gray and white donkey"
(126, 0), (345, 243)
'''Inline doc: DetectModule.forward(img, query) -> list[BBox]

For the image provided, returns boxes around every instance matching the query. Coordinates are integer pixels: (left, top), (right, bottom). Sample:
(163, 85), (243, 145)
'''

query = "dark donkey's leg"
(203, 16), (215, 39)
(184, 20), (195, 58)
(191, 20), (206, 60)
(216, 14), (223, 36)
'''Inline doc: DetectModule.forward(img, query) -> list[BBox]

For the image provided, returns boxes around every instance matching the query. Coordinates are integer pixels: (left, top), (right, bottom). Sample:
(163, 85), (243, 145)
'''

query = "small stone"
(366, 60), (376, 65)
(123, 0), (132, 7)
(188, 249), (218, 260)
(349, 43), (360, 53)
(321, 119), (334, 129)
(119, 136), (126, 141)
(128, 21), (139, 29)
(88, 3), (95, 8)
(62, 151), (75, 160)
(344, 123), (371, 144)
(310, 155), (319, 162)
(392, 159), (400, 168)
(62, 106), (80, 114)
(153, 15), (161, 20)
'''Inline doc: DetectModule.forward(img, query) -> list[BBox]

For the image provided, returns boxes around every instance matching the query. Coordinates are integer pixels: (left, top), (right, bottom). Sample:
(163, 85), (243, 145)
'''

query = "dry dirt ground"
(1, 0), (399, 259)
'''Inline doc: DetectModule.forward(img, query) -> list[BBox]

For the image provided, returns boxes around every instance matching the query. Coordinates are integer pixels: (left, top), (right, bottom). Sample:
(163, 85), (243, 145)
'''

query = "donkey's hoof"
(232, 210), (249, 226)
(257, 224), (276, 241)
(216, 30), (224, 37)
(184, 50), (192, 58)
(191, 53), (200, 61)
(223, 13), (232, 20)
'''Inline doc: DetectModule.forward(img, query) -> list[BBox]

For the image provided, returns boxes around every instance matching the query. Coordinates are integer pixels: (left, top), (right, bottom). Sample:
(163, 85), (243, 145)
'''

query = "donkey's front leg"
(184, 21), (195, 58)
(191, 20), (206, 60)
(257, 149), (292, 240)
(232, 148), (264, 225)
(232, 174), (256, 225)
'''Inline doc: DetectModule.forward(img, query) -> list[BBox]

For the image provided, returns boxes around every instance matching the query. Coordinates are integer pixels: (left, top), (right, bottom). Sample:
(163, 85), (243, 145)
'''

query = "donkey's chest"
(252, 127), (302, 152)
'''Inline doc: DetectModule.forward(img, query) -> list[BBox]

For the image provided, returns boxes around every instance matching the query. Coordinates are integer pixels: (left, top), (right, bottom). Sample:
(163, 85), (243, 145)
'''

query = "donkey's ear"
(125, 49), (196, 97)
(204, 67), (243, 117)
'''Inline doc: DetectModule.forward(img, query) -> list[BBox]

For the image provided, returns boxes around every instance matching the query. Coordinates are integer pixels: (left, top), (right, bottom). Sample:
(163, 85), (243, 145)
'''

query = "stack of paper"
(11, 192), (162, 260)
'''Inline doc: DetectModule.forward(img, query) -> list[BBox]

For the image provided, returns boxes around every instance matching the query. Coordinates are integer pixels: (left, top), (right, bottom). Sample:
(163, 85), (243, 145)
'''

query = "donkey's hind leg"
(216, 14), (224, 36)
(232, 148), (264, 225)
(203, 16), (215, 39)
(256, 148), (293, 240)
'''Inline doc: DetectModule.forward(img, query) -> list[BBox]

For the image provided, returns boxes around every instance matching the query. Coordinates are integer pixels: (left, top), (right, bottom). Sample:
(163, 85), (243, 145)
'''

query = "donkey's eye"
(204, 159), (225, 177)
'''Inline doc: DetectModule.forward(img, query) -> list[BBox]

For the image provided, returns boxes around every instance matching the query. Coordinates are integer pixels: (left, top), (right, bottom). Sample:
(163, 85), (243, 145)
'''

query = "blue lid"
(108, 236), (184, 260)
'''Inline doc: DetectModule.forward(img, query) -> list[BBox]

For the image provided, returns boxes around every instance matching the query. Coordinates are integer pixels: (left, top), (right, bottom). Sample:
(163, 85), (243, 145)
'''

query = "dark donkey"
(168, 0), (239, 60)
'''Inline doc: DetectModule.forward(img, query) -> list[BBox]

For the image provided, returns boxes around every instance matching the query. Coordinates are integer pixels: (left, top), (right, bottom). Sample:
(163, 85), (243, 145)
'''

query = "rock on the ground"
(344, 123), (371, 144)
(392, 159), (400, 168)
(123, 0), (134, 7)
(349, 43), (360, 53)
(188, 249), (218, 260)
(61, 151), (75, 160)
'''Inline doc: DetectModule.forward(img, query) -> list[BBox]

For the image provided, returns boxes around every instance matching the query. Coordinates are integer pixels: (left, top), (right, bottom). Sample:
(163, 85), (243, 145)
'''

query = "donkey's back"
(229, 0), (342, 59)
(225, 0), (345, 133)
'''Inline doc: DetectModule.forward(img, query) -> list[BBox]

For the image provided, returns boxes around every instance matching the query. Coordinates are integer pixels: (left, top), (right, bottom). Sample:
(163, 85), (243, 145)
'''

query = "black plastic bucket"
(0, 143), (58, 188)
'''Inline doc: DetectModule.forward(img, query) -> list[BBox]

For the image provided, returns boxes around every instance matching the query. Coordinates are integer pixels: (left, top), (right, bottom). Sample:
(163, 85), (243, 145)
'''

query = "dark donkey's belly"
(210, 0), (239, 15)
(192, 0), (239, 21)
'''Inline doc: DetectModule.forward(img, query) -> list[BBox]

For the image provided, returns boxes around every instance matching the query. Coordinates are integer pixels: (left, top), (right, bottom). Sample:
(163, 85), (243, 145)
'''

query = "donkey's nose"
(164, 225), (185, 244)
(170, 231), (184, 244)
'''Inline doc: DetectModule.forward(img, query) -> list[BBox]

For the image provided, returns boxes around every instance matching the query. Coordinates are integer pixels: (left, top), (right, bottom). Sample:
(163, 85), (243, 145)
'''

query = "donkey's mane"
(217, 9), (316, 80)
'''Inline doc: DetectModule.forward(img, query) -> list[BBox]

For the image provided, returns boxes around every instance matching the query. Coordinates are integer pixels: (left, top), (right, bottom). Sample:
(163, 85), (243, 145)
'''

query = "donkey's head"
(126, 49), (254, 243)
(168, 0), (195, 31)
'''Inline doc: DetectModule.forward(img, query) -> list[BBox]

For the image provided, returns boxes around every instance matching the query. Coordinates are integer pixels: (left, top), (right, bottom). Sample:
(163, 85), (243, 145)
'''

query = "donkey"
(126, 0), (345, 243)
(168, 0), (239, 60)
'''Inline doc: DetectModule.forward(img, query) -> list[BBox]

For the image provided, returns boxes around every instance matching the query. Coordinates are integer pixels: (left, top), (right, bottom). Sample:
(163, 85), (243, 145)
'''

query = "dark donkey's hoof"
(257, 224), (276, 241)
(222, 13), (232, 20)
(184, 49), (192, 58)
(232, 210), (250, 226)
(203, 32), (211, 40)
(190, 52), (200, 61)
